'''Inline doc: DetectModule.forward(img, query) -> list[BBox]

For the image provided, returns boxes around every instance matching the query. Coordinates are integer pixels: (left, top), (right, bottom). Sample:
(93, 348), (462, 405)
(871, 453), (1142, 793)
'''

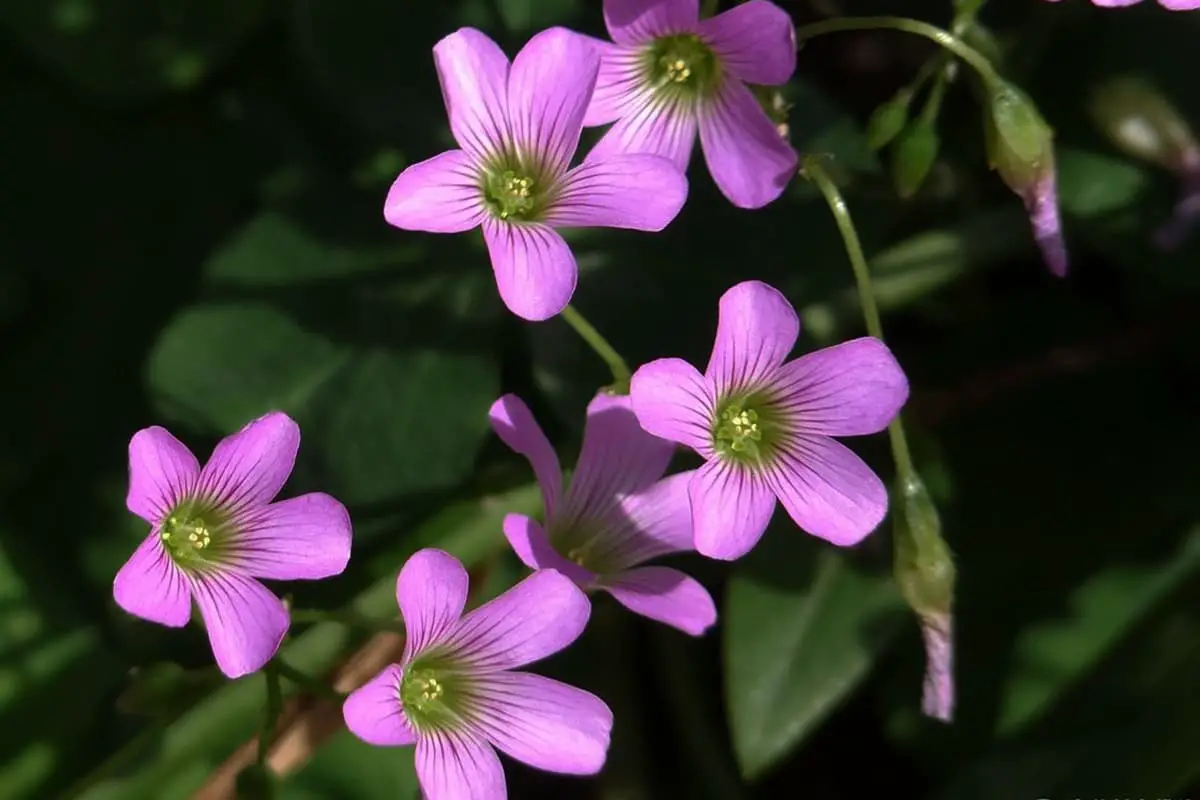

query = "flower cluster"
(111, 3), (921, 798)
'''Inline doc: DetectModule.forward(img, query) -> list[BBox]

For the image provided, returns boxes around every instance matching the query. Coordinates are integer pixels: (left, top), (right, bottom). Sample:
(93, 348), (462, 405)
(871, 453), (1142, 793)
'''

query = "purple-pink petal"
(396, 548), (469, 660)
(547, 153), (688, 231)
(699, 80), (797, 209)
(920, 613), (955, 722)
(383, 150), (486, 234)
(433, 28), (511, 162)
(1021, 175), (1068, 278)
(488, 394), (563, 520)
(586, 94), (698, 172)
(126, 426), (200, 523)
(443, 569), (590, 671)
(629, 357), (715, 455)
(771, 337), (909, 437)
(601, 566), (716, 635)
(698, 0), (796, 86)
(468, 671), (613, 774)
(343, 664), (418, 746)
(765, 435), (888, 547)
(581, 40), (642, 127)
(197, 411), (299, 516)
(689, 460), (776, 560)
(604, 0), (699, 45)
(191, 571), (289, 678)
(564, 392), (676, 519)
(415, 730), (505, 800)
(598, 470), (696, 569)
(112, 533), (192, 627)
(705, 280), (798, 394)
(507, 27), (598, 178)
(233, 493), (352, 581)
(502, 514), (594, 587)
(481, 218), (577, 321)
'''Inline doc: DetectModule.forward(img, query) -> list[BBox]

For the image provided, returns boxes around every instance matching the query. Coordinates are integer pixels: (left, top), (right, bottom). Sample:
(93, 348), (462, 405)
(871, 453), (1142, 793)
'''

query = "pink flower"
(489, 392), (716, 636)
(629, 281), (909, 560)
(343, 549), (612, 800)
(1048, 0), (1200, 8)
(581, 0), (799, 209)
(384, 26), (688, 322)
(114, 412), (352, 678)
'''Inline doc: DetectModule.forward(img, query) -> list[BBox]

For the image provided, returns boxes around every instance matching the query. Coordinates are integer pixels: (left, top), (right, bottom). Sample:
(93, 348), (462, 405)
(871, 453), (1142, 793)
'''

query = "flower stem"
(794, 16), (1002, 90)
(801, 156), (914, 480)
(290, 607), (405, 634)
(258, 663), (282, 764)
(273, 657), (345, 703)
(559, 303), (632, 392)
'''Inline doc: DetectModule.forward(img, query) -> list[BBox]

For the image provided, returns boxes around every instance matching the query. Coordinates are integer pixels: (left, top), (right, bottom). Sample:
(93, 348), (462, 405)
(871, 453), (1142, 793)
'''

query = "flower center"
(159, 499), (230, 569)
(483, 165), (545, 222)
(400, 664), (463, 732)
(547, 513), (617, 577)
(643, 34), (721, 99)
(712, 394), (785, 466)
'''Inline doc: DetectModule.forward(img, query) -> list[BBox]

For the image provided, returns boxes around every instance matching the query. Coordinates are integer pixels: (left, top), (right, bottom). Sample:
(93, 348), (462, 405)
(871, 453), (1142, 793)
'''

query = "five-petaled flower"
(489, 392), (716, 636)
(113, 412), (353, 678)
(343, 549), (612, 800)
(581, 0), (799, 209)
(384, 26), (688, 322)
(629, 280), (909, 560)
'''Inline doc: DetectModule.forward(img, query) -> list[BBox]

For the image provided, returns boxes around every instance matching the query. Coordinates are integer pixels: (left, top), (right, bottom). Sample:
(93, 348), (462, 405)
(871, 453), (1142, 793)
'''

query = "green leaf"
(724, 529), (904, 779)
(147, 302), (498, 505)
(116, 663), (226, 720)
(495, 0), (581, 33)
(282, 729), (419, 800)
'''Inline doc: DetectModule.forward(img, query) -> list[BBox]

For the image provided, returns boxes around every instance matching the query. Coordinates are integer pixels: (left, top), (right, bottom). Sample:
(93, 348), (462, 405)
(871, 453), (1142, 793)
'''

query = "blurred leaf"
(147, 302), (498, 505)
(282, 729), (419, 800)
(496, 0), (581, 34)
(1057, 148), (1150, 220)
(0, 0), (275, 103)
(725, 529), (904, 779)
(116, 663), (225, 720)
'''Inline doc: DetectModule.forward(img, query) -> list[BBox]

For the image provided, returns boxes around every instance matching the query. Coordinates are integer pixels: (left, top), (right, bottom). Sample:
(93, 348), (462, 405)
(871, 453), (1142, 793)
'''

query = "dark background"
(2, 0), (1199, 797)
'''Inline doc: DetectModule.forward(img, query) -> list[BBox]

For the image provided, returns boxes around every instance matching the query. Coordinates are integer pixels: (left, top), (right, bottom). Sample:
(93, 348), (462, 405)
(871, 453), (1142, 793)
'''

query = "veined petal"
(690, 459), (775, 560)
(629, 357), (715, 454)
(596, 470), (696, 569)
(546, 153), (687, 231)
(127, 426), (200, 523)
(586, 92), (698, 172)
(705, 280), (798, 395)
(604, 0), (699, 45)
(343, 664), (417, 746)
(197, 412), (299, 516)
(583, 40), (644, 126)
(433, 28), (511, 162)
(1160, 0), (1200, 9)
(482, 219), (577, 321)
(508, 27), (598, 178)
(502, 514), (594, 587)
(601, 566), (716, 635)
(698, 0), (796, 86)
(113, 533), (192, 627)
(766, 435), (888, 547)
(397, 548), (469, 660)
(563, 393), (676, 522)
(233, 493), (352, 581)
(698, 80), (797, 209)
(445, 570), (589, 671)
(487, 394), (562, 521)
(771, 337), (909, 437)
(191, 572), (289, 678)
(383, 150), (486, 233)
(415, 731), (505, 800)
(468, 671), (612, 774)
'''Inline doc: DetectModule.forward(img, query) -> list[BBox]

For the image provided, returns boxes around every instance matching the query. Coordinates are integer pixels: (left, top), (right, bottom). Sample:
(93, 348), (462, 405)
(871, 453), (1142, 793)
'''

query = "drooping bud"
(1089, 76), (1200, 176)
(867, 91), (913, 151)
(892, 118), (941, 199)
(984, 79), (1068, 277)
(893, 470), (956, 722)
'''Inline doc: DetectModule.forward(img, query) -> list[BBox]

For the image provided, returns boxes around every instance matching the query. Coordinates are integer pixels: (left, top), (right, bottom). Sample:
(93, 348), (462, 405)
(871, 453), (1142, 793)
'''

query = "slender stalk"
(290, 608), (405, 634)
(795, 16), (1002, 89)
(257, 664), (282, 764)
(559, 303), (632, 391)
(273, 657), (346, 703)
(802, 156), (914, 479)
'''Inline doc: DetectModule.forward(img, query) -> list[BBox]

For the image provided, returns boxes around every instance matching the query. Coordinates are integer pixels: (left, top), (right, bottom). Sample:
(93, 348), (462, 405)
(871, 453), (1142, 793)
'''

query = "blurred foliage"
(2, 0), (1200, 798)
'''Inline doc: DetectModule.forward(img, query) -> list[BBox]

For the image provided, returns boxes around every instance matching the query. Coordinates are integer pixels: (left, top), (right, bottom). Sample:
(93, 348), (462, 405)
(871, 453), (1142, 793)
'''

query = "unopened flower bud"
(984, 80), (1068, 277)
(893, 470), (956, 722)
(892, 118), (940, 199)
(1090, 76), (1200, 176)
(867, 91), (912, 151)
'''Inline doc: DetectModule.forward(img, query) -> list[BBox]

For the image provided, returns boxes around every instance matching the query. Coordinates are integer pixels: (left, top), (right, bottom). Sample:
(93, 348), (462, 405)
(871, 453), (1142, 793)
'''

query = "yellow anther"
(667, 58), (692, 83)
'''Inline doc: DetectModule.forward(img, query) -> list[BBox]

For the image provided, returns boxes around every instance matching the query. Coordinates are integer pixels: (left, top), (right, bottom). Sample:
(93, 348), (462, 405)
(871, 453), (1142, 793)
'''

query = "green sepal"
(866, 91), (912, 151)
(891, 118), (940, 199)
(984, 79), (1054, 193)
(892, 471), (955, 618)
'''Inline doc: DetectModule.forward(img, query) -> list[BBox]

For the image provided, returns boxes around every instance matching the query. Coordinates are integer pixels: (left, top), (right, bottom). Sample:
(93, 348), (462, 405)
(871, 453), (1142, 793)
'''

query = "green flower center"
(400, 663), (465, 732)
(642, 34), (721, 100)
(482, 162), (550, 222)
(552, 518), (616, 577)
(712, 393), (785, 466)
(159, 498), (231, 569)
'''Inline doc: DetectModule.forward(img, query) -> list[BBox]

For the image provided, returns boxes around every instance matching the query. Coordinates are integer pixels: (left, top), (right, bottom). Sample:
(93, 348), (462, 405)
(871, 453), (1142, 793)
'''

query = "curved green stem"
(802, 156), (915, 481)
(290, 608), (404, 634)
(795, 16), (1002, 89)
(274, 656), (345, 703)
(559, 304), (632, 392)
